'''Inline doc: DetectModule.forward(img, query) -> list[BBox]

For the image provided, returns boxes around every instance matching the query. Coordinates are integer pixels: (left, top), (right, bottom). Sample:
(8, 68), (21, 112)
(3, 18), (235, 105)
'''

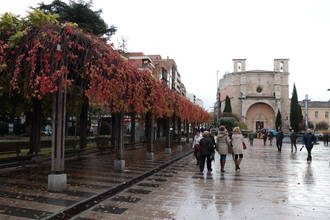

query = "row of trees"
(0, 1), (209, 154)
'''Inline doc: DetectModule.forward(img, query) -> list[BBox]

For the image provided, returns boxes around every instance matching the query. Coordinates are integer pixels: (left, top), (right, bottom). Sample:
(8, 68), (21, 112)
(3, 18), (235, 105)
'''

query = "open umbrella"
(269, 129), (278, 135)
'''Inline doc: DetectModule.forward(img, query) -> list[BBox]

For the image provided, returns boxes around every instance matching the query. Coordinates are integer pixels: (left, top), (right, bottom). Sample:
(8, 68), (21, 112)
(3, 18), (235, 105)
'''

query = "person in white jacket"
(231, 127), (245, 171)
(216, 126), (231, 172)
(192, 130), (203, 165)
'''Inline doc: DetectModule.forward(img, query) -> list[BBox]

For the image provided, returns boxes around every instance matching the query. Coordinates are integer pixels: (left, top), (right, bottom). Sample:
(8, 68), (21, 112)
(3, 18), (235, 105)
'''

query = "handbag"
(242, 142), (247, 150)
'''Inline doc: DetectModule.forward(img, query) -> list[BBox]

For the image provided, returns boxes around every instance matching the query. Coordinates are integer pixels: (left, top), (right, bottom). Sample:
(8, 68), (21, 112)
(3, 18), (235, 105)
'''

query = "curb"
(43, 148), (194, 220)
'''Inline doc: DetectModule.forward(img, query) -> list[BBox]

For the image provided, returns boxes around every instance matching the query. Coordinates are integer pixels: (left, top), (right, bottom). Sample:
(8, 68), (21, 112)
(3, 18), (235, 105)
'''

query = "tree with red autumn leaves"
(0, 10), (208, 154)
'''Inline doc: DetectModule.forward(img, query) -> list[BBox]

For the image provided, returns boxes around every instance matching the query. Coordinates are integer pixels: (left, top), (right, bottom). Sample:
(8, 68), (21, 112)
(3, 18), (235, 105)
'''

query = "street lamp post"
(303, 94), (310, 129)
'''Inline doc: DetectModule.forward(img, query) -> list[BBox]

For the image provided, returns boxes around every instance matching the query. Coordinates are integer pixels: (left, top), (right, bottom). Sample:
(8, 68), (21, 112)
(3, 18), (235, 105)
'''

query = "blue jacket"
(303, 133), (316, 148)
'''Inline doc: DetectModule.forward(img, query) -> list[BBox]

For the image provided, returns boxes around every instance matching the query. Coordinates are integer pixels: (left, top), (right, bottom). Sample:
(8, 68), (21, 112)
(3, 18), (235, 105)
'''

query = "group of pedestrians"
(193, 126), (246, 173)
(193, 126), (322, 173)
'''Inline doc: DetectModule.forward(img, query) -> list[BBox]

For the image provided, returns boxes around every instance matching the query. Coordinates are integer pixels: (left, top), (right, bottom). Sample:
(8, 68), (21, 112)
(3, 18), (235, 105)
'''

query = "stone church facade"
(218, 59), (290, 131)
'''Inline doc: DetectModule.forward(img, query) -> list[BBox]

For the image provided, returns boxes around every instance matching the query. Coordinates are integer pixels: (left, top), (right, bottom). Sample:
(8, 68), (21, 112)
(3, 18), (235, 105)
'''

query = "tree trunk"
(145, 112), (154, 153)
(178, 118), (182, 144)
(165, 117), (170, 148)
(79, 95), (89, 149)
(112, 113), (124, 160)
(29, 98), (42, 154)
(130, 113), (136, 144)
(156, 118), (161, 139)
(185, 122), (189, 143)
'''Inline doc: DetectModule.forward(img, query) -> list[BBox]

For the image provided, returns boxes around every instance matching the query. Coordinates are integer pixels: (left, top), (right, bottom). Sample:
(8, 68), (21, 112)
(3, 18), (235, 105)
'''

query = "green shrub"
(219, 117), (238, 132)
(237, 122), (248, 130)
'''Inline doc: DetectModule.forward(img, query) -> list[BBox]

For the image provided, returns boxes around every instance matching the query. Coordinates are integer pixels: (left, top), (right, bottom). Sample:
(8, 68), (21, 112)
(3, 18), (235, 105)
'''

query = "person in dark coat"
(303, 129), (316, 163)
(268, 131), (274, 146)
(290, 130), (297, 152)
(199, 131), (214, 172)
(323, 133), (329, 146)
(208, 131), (216, 161)
(262, 129), (268, 146)
(276, 130), (284, 152)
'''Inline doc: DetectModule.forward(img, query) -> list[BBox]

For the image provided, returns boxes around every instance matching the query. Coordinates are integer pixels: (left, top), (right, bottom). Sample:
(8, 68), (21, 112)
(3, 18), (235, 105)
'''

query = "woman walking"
(192, 130), (202, 165)
(231, 127), (245, 171)
(216, 126), (231, 172)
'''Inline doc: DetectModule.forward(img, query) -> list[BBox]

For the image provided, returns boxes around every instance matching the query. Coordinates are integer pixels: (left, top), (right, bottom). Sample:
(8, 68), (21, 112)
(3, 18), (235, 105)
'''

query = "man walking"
(303, 129), (316, 163)
(199, 131), (214, 173)
(276, 130), (284, 152)
(290, 130), (297, 152)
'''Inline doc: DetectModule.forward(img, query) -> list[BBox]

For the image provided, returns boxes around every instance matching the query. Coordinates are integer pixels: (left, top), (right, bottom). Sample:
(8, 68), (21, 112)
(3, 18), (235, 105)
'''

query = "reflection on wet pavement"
(77, 139), (330, 220)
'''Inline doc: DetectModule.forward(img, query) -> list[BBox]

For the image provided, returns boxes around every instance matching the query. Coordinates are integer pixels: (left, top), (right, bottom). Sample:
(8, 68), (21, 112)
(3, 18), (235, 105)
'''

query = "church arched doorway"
(246, 103), (275, 131)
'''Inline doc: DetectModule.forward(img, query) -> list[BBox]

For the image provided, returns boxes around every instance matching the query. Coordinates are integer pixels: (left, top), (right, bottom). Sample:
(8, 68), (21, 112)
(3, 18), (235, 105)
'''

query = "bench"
(0, 142), (23, 157)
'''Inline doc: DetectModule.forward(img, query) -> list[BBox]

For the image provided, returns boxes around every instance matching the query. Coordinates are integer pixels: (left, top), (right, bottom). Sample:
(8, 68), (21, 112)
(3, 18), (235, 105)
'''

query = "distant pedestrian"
(192, 130), (202, 165)
(262, 129), (268, 146)
(290, 130), (297, 152)
(323, 133), (329, 146)
(231, 127), (245, 171)
(303, 129), (317, 163)
(199, 131), (214, 172)
(248, 132), (255, 146)
(268, 131), (274, 146)
(216, 126), (231, 173)
(276, 130), (284, 152)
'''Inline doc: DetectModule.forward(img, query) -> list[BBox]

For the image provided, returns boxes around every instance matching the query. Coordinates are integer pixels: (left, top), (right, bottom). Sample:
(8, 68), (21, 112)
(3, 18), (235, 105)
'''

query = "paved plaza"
(76, 139), (330, 220)
(0, 139), (329, 219)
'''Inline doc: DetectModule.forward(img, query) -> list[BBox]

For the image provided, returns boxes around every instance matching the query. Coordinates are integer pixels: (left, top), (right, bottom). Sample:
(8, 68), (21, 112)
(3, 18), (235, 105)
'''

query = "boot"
(220, 160), (225, 172)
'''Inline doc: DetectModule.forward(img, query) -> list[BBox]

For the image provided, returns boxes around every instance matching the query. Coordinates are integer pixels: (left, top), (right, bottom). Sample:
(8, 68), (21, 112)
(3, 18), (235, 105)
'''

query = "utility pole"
(303, 94), (310, 129)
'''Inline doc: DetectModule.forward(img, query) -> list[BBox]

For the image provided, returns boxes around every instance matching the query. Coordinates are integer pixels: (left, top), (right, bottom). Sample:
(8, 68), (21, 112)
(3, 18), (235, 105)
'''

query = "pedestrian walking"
(268, 131), (274, 146)
(231, 127), (245, 171)
(303, 129), (317, 163)
(216, 126), (231, 173)
(276, 129), (284, 152)
(208, 131), (216, 162)
(192, 130), (202, 165)
(290, 130), (297, 152)
(262, 129), (268, 146)
(199, 131), (214, 172)
(323, 133), (329, 146)
(248, 132), (255, 146)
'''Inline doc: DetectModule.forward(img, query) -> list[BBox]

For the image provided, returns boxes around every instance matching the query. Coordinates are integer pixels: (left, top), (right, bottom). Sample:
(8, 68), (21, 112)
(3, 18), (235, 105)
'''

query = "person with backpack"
(216, 126), (231, 173)
(199, 131), (214, 173)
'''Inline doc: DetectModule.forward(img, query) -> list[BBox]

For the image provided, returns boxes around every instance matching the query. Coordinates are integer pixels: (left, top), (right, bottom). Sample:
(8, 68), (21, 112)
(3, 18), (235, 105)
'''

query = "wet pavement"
(74, 139), (330, 220)
(0, 143), (192, 219)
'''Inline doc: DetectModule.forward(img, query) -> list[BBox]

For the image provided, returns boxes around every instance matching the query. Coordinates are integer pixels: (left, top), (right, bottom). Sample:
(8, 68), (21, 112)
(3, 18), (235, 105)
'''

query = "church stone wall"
(218, 59), (290, 131)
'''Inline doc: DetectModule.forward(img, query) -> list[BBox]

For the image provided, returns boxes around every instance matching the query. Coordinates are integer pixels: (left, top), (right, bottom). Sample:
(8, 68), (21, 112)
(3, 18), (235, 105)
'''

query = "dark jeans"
(306, 146), (313, 161)
(291, 141), (297, 151)
(194, 147), (200, 164)
(200, 155), (212, 172)
(276, 142), (282, 152)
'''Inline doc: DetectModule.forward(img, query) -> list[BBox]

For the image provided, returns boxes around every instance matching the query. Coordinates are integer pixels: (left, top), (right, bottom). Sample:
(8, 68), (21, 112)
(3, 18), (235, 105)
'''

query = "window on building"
(325, 112), (329, 118)
(237, 62), (242, 72)
(280, 61), (284, 72)
(315, 111), (318, 118)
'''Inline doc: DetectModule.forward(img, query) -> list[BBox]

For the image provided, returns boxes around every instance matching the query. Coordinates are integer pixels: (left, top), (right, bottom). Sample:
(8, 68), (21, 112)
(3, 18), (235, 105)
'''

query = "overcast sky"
(1, 0), (330, 111)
